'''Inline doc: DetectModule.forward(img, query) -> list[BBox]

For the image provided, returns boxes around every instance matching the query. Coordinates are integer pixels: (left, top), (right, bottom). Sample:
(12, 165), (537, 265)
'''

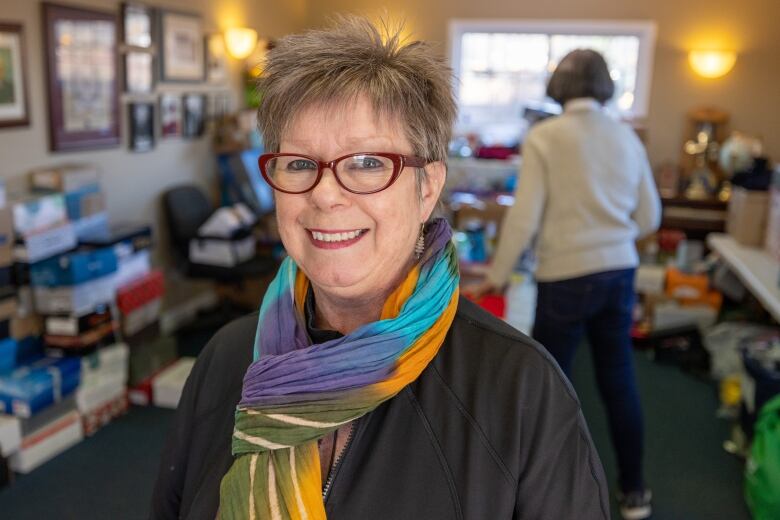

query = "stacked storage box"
(29, 164), (109, 240)
(76, 343), (129, 436)
(126, 327), (177, 406)
(152, 357), (196, 409)
(10, 192), (76, 265)
(79, 224), (179, 407)
(0, 356), (83, 473)
(80, 224), (159, 337)
(30, 246), (118, 309)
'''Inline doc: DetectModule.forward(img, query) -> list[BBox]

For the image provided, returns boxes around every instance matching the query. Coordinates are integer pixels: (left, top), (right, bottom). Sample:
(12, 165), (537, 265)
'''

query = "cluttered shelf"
(707, 233), (780, 323)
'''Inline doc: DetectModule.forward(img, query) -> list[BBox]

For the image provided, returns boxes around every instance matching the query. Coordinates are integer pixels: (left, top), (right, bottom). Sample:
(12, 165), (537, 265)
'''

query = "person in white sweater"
(468, 49), (661, 520)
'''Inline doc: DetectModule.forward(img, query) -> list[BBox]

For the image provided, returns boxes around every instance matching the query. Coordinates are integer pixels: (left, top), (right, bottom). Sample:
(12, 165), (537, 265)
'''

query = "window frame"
(448, 19), (657, 119)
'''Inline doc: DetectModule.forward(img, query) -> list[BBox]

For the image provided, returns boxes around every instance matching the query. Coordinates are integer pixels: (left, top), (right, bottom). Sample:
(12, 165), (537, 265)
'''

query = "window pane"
(459, 32), (549, 107)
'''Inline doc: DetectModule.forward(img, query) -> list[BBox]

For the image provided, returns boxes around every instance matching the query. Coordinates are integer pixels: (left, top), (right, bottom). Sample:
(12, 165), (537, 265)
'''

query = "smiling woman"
(151, 15), (609, 520)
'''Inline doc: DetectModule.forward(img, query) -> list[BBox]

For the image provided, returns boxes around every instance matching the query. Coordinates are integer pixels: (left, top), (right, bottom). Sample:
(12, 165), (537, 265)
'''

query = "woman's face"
(275, 96), (444, 303)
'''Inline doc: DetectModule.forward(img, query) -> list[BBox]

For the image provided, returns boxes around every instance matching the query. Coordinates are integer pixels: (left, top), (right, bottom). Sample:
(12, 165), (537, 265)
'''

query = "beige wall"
(0, 0), (304, 262)
(306, 0), (780, 167)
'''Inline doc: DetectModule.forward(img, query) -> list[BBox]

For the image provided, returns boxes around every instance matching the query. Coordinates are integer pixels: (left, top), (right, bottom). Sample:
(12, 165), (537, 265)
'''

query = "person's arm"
(631, 139), (661, 239)
(150, 341), (217, 518)
(512, 354), (610, 519)
(486, 135), (547, 288)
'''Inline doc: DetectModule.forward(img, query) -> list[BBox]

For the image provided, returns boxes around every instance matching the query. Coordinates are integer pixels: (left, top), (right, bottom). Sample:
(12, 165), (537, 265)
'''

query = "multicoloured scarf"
(218, 218), (460, 519)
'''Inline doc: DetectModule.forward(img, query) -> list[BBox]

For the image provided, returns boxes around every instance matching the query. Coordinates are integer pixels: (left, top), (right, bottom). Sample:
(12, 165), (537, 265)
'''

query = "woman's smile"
(306, 227), (368, 249)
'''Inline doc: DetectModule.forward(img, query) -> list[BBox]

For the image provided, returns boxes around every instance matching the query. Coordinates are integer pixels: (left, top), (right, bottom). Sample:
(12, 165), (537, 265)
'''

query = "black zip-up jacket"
(151, 297), (610, 519)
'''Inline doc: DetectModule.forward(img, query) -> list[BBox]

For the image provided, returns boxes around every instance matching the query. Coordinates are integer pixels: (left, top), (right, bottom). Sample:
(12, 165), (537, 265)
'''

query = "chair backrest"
(162, 185), (214, 261)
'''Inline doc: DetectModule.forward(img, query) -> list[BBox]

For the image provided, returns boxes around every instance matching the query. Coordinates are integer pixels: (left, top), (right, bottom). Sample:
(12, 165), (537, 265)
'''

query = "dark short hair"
(545, 49), (615, 106)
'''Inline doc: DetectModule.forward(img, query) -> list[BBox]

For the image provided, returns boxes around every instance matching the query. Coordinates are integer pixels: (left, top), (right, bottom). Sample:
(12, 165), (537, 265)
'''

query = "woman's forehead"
(281, 97), (409, 152)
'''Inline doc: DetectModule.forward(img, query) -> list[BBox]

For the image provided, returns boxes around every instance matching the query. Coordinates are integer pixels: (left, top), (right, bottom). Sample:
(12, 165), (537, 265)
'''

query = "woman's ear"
(420, 161), (446, 221)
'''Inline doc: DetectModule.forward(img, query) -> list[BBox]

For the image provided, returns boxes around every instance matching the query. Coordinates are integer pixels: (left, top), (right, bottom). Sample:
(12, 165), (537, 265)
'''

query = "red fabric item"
(117, 270), (165, 314)
(477, 294), (506, 318)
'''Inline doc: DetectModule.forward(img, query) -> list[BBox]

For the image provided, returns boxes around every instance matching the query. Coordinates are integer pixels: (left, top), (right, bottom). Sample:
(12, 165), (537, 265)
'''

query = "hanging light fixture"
(224, 27), (258, 60)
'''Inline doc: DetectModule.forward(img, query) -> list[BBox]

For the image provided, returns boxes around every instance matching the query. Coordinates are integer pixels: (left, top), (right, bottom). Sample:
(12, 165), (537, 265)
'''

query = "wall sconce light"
(224, 27), (258, 60)
(688, 50), (737, 78)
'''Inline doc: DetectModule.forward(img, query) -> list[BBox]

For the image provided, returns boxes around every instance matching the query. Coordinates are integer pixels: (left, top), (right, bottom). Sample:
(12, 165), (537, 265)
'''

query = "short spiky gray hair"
(257, 16), (456, 164)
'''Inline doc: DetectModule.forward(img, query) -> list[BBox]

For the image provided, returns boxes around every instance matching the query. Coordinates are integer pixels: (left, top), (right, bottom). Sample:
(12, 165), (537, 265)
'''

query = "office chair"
(161, 184), (276, 313)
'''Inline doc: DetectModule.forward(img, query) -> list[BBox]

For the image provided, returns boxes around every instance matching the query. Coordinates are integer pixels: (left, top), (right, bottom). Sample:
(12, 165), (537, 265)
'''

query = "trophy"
(681, 107), (729, 200)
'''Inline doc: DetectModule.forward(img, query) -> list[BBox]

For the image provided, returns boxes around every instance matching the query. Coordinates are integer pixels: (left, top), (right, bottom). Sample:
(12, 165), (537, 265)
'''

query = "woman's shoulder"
(184, 312), (258, 419)
(450, 297), (568, 375)
(432, 296), (581, 411)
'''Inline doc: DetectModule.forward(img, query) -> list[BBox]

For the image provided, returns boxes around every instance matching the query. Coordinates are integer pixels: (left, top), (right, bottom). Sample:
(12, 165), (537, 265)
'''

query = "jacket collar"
(563, 97), (602, 113)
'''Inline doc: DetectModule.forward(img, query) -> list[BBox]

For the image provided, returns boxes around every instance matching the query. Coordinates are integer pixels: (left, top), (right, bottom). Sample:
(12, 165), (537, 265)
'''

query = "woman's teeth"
(311, 229), (363, 242)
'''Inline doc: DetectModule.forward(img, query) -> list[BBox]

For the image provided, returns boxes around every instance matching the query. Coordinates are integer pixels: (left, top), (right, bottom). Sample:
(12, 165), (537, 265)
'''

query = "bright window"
(449, 20), (657, 144)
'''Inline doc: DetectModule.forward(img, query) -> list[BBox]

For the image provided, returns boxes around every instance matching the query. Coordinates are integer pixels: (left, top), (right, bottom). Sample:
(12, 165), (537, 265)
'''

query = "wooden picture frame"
(41, 3), (120, 151)
(121, 2), (153, 49)
(159, 10), (204, 82)
(0, 22), (30, 128)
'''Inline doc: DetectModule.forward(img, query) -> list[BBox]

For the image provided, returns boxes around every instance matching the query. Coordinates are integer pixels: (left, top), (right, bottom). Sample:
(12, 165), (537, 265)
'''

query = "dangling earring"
(414, 223), (425, 260)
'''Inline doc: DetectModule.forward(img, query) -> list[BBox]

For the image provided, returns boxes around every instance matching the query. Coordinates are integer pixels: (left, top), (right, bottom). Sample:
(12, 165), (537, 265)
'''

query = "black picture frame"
(159, 10), (204, 83)
(159, 93), (181, 138)
(0, 21), (30, 128)
(41, 2), (120, 151)
(128, 101), (155, 151)
(182, 93), (206, 138)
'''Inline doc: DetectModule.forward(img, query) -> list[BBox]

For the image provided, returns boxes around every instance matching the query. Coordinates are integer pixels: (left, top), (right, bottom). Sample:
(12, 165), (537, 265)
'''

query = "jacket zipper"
(322, 422), (356, 501)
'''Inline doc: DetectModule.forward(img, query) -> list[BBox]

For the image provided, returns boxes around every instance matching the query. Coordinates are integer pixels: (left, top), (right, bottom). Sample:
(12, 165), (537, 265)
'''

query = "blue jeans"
(533, 268), (645, 492)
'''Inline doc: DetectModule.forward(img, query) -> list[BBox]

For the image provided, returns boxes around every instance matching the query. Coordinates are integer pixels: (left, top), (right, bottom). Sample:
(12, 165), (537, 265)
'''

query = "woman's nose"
(309, 166), (349, 209)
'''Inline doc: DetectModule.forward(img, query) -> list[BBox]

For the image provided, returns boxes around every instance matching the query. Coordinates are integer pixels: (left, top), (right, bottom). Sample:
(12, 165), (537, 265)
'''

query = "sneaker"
(617, 489), (652, 520)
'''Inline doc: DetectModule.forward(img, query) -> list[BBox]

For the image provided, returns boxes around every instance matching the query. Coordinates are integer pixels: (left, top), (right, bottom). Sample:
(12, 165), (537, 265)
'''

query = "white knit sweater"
(487, 98), (661, 284)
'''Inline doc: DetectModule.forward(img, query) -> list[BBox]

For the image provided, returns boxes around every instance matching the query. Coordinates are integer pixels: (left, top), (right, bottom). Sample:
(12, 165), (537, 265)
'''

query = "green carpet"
(572, 347), (752, 519)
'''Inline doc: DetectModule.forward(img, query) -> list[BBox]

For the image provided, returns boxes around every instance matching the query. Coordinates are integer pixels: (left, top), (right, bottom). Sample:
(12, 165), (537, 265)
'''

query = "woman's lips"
(307, 228), (368, 249)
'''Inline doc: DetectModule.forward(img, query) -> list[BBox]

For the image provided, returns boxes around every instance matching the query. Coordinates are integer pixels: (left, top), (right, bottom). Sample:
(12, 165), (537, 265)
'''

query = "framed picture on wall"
(159, 93), (181, 137)
(206, 33), (228, 84)
(124, 51), (154, 94)
(182, 93), (206, 138)
(159, 10), (204, 82)
(121, 2), (153, 49)
(42, 3), (120, 151)
(128, 101), (154, 151)
(0, 22), (30, 128)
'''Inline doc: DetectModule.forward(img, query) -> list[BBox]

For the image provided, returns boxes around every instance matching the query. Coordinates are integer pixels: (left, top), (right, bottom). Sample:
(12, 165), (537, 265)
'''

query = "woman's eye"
(348, 156), (384, 170)
(287, 160), (317, 171)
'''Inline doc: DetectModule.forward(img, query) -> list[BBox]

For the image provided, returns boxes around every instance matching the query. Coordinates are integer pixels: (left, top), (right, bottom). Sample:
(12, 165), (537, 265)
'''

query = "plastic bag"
(745, 394), (780, 519)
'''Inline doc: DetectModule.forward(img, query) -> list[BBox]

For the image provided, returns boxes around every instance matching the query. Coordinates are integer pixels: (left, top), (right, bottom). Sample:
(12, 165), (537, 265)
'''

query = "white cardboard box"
(189, 235), (255, 267)
(76, 376), (126, 414)
(33, 274), (115, 315)
(152, 357), (196, 409)
(0, 414), (21, 457)
(635, 264), (667, 296)
(10, 410), (83, 473)
(14, 222), (77, 264)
